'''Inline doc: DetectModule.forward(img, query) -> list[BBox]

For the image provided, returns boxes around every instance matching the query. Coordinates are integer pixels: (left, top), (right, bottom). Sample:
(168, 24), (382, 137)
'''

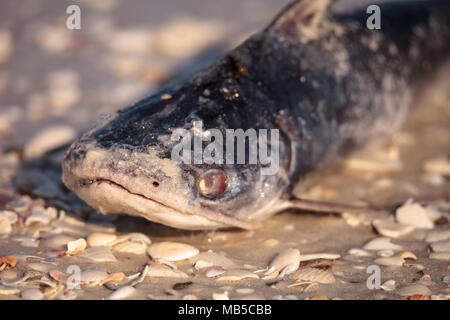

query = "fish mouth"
(71, 176), (228, 230)
(64, 171), (257, 231)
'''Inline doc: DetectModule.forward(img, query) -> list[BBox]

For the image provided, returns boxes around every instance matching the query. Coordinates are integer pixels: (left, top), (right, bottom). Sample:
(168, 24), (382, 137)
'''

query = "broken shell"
(40, 234), (77, 249)
(27, 262), (56, 273)
(289, 268), (335, 284)
(422, 156), (450, 176)
(113, 241), (147, 255)
(191, 251), (236, 270)
(348, 248), (372, 257)
(430, 240), (450, 252)
(216, 270), (259, 282)
(86, 232), (117, 247)
(101, 272), (126, 285)
(21, 288), (44, 300)
(48, 270), (68, 284)
(299, 253), (340, 262)
(236, 288), (255, 295)
(147, 241), (199, 261)
(79, 246), (118, 262)
(204, 266), (226, 278)
(66, 238), (87, 255)
(146, 264), (189, 279)
(0, 218), (12, 234)
(426, 229), (450, 243)
(363, 237), (403, 251)
(377, 250), (395, 257)
(107, 286), (136, 300)
(80, 270), (109, 286)
(395, 202), (434, 229)
(380, 280), (396, 291)
(372, 219), (414, 238)
(0, 210), (17, 224)
(212, 291), (229, 300)
(125, 232), (151, 244)
(374, 256), (404, 266)
(0, 285), (20, 295)
(429, 252), (450, 261)
(264, 248), (300, 278)
(397, 284), (431, 297)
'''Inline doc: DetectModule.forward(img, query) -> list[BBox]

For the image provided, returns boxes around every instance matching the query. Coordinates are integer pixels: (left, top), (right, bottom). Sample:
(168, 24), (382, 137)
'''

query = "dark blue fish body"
(62, 0), (450, 230)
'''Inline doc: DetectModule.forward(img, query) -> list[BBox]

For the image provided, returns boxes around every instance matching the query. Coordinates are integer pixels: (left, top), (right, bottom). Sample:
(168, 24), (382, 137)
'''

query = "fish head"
(62, 75), (292, 230)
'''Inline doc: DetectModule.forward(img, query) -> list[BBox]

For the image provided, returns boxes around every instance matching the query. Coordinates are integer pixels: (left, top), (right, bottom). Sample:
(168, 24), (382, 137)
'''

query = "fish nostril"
(152, 181), (160, 188)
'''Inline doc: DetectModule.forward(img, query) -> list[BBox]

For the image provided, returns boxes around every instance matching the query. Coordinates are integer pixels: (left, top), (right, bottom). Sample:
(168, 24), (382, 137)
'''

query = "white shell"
(397, 284), (431, 297)
(86, 232), (117, 247)
(107, 286), (136, 300)
(395, 203), (434, 229)
(380, 280), (396, 291)
(289, 268), (336, 284)
(426, 229), (450, 242)
(191, 251), (236, 270)
(113, 241), (147, 255)
(429, 252), (450, 261)
(348, 248), (372, 257)
(145, 264), (189, 278)
(212, 291), (229, 300)
(79, 246), (118, 262)
(0, 285), (20, 295)
(430, 240), (450, 252)
(372, 219), (415, 238)
(80, 270), (109, 285)
(264, 248), (300, 278)
(204, 266), (226, 278)
(215, 270), (259, 282)
(0, 218), (12, 235)
(0, 210), (18, 224)
(40, 234), (77, 249)
(147, 241), (199, 261)
(422, 156), (450, 176)
(363, 237), (403, 251)
(299, 253), (341, 262)
(21, 288), (44, 300)
(66, 238), (87, 255)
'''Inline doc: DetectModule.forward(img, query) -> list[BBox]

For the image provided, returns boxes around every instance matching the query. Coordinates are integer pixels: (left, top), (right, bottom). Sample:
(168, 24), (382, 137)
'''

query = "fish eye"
(197, 169), (227, 198)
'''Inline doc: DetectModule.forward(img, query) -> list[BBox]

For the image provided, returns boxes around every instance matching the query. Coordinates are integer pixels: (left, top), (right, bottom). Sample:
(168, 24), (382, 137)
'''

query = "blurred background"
(0, 0), (291, 150)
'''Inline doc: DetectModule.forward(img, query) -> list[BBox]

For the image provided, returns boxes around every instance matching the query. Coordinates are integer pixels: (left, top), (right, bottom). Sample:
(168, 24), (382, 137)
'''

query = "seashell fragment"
(204, 266), (225, 278)
(40, 234), (77, 249)
(422, 156), (450, 176)
(21, 288), (44, 300)
(86, 232), (117, 247)
(147, 241), (199, 261)
(0, 285), (20, 295)
(191, 251), (236, 270)
(0, 218), (12, 234)
(0, 210), (17, 224)
(236, 288), (254, 295)
(216, 270), (259, 282)
(79, 246), (118, 262)
(426, 229), (450, 243)
(429, 252), (450, 261)
(212, 291), (229, 300)
(430, 240), (450, 252)
(363, 237), (403, 251)
(397, 284), (431, 297)
(299, 253), (341, 262)
(289, 268), (335, 284)
(372, 219), (415, 238)
(380, 280), (396, 291)
(374, 256), (404, 266)
(264, 248), (300, 279)
(80, 270), (109, 286)
(395, 202), (434, 229)
(107, 286), (136, 300)
(145, 264), (189, 279)
(113, 241), (147, 255)
(66, 238), (87, 255)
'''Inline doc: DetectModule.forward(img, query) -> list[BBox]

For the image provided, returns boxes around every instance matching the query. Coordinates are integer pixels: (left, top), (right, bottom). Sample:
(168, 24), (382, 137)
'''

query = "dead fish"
(62, 0), (450, 230)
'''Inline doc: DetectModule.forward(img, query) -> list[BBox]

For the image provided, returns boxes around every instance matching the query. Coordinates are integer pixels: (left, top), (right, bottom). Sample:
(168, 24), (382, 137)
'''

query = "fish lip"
(77, 177), (182, 212)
